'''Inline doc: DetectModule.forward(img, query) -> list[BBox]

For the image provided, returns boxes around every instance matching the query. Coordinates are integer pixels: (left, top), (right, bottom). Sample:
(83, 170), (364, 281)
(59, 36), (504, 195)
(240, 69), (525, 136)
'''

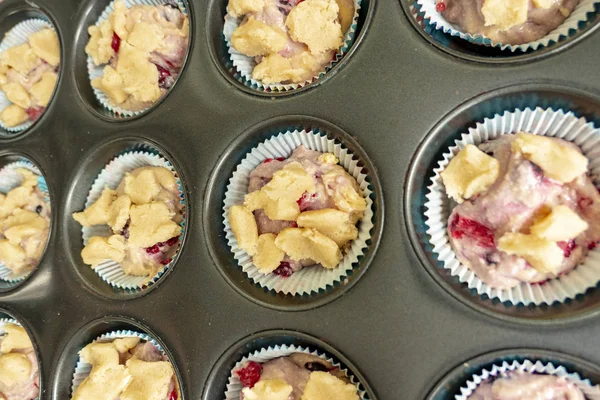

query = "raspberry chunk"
(166, 236), (179, 246)
(557, 240), (576, 258)
(435, 1), (446, 12)
(273, 262), (293, 277)
(589, 242), (598, 250)
(449, 214), (495, 248)
(160, 258), (172, 265)
(296, 192), (317, 212)
(26, 107), (44, 121)
(146, 245), (160, 255)
(236, 361), (262, 388)
(111, 33), (121, 53)
(168, 389), (177, 400)
(156, 64), (172, 88)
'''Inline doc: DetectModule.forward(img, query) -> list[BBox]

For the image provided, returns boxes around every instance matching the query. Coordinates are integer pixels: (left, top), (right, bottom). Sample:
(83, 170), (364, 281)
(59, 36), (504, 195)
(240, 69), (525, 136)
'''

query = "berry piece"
(449, 214), (495, 248)
(167, 236), (179, 246)
(557, 240), (576, 258)
(578, 197), (593, 209)
(263, 158), (274, 163)
(296, 192), (317, 211)
(276, 157), (286, 161)
(157, 241), (166, 247)
(589, 242), (598, 250)
(160, 258), (172, 265)
(146, 244), (160, 255)
(273, 262), (293, 277)
(26, 107), (44, 121)
(168, 389), (177, 400)
(236, 361), (262, 388)
(111, 33), (121, 53)
(35, 205), (43, 214)
(435, 1), (446, 12)
(156, 64), (172, 88)
(304, 362), (329, 372)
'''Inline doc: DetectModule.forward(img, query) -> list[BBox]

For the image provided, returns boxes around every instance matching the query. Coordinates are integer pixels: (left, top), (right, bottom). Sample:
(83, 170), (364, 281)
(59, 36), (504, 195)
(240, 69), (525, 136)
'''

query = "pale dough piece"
(3, 209), (48, 245)
(481, 0), (529, 31)
(112, 337), (140, 353)
(127, 202), (181, 248)
(81, 235), (127, 267)
(120, 358), (174, 400)
(0, 353), (31, 386)
(498, 232), (564, 275)
(253, 233), (285, 273)
(301, 371), (359, 400)
(127, 22), (165, 53)
(242, 379), (293, 400)
(72, 187), (117, 227)
(115, 42), (161, 103)
(110, 0), (130, 41)
(0, 323), (33, 353)
(286, 0), (343, 53)
(318, 153), (339, 164)
(86, 20), (115, 66)
(0, 240), (26, 272)
(244, 162), (315, 221)
(530, 205), (589, 242)
(275, 227), (342, 268)
(3, 82), (31, 109)
(92, 66), (128, 105)
(512, 132), (588, 183)
(107, 195), (131, 233)
(28, 28), (60, 66)
(0, 73), (6, 85)
(441, 144), (500, 203)
(297, 208), (358, 247)
(252, 54), (307, 84)
(124, 169), (162, 205)
(533, 0), (555, 7)
(229, 205), (259, 256)
(321, 169), (366, 217)
(17, 168), (39, 188)
(0, 186), (33, 217)
(73, 342), (132, 400)
(0, 104), (27, 127)
(30, 72), (57, 107)
(227, 0), (265, 18)
(0, 44), (38, 74)
(231, 17), (288, 57)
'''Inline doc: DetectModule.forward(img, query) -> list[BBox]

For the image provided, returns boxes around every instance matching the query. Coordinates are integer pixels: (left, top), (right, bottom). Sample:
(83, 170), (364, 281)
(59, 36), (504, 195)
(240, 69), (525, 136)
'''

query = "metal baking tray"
(0, 0), (599, 398)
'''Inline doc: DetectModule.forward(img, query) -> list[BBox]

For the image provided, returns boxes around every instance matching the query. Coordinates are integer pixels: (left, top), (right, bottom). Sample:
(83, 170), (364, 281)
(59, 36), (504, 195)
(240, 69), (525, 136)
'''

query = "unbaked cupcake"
(223, 0), (358, 89)
(228, 145), (366, 277)
(0, 167), (50, 280)
(0, 322), (40, 400)
(73, 166), (183, 279)
(84, 0), (189, 114)
(71, 333), (178, 400)
(0, 22), (59, 129)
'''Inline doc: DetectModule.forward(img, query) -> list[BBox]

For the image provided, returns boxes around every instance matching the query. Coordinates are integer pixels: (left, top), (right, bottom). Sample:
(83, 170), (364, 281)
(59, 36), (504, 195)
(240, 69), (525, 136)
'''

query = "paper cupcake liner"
(223, 0), (361, 93)
(424, 107), (600, 306)
(70, 330), (174, 397)
(86, 0), (188, 118)
(0, 318), (40, 400)
(0, 19), (56, 133)
(416, 0), (599, 52)
(80, 145), (186, 290)
(223, 129), (374, 296)
(456, 358), (600, 399)
(0, 160), (50, 283)
(223, 344), (369, 400)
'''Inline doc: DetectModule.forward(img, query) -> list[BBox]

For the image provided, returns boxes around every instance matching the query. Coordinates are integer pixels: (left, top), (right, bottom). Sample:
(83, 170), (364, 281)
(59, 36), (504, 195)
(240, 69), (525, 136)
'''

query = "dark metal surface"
(0, 0), (598, 398)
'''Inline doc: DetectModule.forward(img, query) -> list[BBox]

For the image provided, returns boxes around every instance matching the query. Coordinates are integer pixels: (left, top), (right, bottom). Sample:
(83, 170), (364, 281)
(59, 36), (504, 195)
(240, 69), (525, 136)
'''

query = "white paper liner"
(0, 318), (40, 400)
(70, 330), (176, 398)
(425, 107), (600, 306)
(223, 0), (361, 92)
(79, 148), (185, 290)
(456, 358), (600, 399)
(0, 160), (49, 283)
(0, 19), (56, 133)
(223, 129), (374, 296)
(223, 344), (368, 400)
(86, 0), (188, 117)
(417, 0), (599, 52)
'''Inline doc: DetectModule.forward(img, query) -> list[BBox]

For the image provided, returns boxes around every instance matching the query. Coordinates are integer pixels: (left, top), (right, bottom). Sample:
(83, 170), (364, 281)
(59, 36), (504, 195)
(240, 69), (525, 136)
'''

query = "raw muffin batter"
(72, 336), (178, 400)
(0, 28), (59, 127)
(436, 0), (580, 45)
(0, 323), (40, 400)
(229, 145), (366, 277)
(73, 166), (182, 277)
(467, 371), (585, 399)
(441, 133), (600, 289)
(235, 353), (359, 400)
(85, 0), (189, 111)
(0, 168), (50, 276)
(225, 0), (355, 84)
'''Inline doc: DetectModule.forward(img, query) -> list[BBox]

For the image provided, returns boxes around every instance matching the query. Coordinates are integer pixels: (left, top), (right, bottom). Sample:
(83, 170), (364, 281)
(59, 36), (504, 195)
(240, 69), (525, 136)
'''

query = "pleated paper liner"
(0, 317), (40, 400)
(424, 107), (600, 306)
(223, 0), (361, 93)
(86, 0), (188, 118)
(222, 129), (374, 296)
(79, 145), (186, 290)
(456, 358), (600, 400)
(0, 160), (50, 283)
(70, 330), (180, 399)
(0, 19), (57, 133)
(416, 0), (600, 52)
(223, 344), (369, 400)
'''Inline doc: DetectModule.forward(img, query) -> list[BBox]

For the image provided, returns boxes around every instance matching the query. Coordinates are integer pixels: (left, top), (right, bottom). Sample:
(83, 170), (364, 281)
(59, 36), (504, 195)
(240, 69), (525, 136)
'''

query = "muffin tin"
(0, 0), (599, 398)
